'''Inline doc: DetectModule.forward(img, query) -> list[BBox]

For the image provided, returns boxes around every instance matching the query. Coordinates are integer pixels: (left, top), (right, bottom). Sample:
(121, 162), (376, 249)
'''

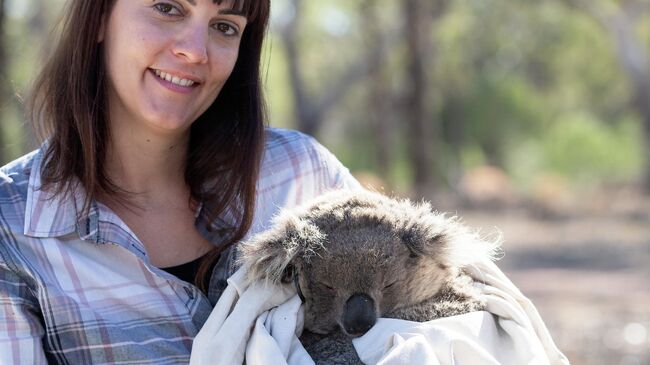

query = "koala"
(238, 190), (501, 364)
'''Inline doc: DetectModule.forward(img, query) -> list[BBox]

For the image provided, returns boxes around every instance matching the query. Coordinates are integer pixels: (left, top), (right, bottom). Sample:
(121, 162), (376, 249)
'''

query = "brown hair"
(29, 0), (271, 291)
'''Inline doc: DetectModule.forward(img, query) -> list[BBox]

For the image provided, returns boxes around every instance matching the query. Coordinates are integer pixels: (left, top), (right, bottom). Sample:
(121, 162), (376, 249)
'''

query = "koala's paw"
(301, 330), (364, 365)
(386, 274), (486, 322)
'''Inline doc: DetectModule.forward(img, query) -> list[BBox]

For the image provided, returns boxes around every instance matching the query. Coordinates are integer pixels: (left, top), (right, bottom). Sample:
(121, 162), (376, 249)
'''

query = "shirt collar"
(23, 148), (100, 240)
(23, 147), (236, 247)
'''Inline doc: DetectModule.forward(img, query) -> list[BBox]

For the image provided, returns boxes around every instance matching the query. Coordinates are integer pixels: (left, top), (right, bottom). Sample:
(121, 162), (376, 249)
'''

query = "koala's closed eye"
(317, 281), (337, 293)
(383, 280), (398, 290)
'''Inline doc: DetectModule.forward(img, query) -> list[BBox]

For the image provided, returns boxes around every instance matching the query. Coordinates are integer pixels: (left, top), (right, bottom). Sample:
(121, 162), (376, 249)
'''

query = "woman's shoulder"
(262, 127), (344, 168)
(264, 127), (320, 151)
(0, 149), (40, 201)
(256, 127), (361, 206)
(0, 150), (42, 254)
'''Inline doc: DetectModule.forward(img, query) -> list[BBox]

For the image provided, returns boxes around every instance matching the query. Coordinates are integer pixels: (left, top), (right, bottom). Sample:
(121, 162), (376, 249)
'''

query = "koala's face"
(295, 224), (453, 337)
(240, 190), (492, 338)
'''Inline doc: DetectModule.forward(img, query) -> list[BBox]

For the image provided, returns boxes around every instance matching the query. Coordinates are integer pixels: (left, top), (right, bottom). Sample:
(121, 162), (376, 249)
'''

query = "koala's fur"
(238, 190), (501, 364)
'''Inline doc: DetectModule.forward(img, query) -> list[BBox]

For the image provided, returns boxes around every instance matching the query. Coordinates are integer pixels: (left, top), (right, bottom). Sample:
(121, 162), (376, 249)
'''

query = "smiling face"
(101, 0), (247, 136)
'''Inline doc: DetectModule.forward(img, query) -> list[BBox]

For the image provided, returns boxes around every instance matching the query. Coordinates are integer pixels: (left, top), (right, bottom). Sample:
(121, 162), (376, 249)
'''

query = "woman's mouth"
(151, 69), (198, 88)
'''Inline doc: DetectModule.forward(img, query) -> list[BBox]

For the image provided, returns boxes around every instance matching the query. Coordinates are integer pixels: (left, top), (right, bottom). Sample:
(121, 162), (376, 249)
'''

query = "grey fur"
(238, 190), (501, 364)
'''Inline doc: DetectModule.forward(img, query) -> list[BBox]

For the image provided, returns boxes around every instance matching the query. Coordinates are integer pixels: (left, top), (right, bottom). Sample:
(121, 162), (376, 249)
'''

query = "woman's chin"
(139, 113), (195, 136)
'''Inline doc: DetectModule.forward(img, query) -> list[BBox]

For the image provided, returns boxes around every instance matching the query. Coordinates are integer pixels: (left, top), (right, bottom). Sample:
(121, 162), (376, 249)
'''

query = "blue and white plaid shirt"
(0, 128), (360, 364)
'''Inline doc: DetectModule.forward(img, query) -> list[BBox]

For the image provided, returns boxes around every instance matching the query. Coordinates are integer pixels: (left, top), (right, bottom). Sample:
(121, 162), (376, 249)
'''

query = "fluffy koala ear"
(401, 223), (448, 259)
(238, 213), (325, 285)
(396, 202), (450, 258)
(399, 203), (502, 267)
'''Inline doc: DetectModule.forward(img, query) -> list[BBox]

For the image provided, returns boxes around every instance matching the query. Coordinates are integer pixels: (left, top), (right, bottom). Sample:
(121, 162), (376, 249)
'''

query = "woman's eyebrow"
(183, 0), (246, 16)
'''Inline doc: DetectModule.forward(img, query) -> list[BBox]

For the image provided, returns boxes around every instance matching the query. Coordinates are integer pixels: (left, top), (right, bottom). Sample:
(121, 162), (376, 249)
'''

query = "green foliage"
(262, 34), (293, 128)
(461, 75), (548, 165)
(1, 0), (66, 162)
(542, 114), (644, 184)
(431, 0), (644, 191)
(507, 113), (644, 188)
(1, 0), (647, 194)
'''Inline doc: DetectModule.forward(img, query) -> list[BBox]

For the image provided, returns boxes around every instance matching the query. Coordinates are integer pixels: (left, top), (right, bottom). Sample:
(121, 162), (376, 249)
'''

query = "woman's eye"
(215, 22), (238, 36)
(154, 3), (181, 16)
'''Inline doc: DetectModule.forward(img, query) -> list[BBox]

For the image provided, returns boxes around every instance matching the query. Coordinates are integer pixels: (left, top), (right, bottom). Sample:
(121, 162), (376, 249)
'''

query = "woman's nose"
(172, 23), (209, 64)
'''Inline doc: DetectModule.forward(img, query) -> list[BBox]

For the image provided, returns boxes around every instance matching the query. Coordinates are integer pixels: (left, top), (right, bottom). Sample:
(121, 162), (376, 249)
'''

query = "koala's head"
(238, 190), (500, 337)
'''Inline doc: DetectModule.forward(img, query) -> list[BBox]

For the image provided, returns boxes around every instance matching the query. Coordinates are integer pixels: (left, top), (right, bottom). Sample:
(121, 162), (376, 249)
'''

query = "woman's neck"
(105, 121), (191, 202)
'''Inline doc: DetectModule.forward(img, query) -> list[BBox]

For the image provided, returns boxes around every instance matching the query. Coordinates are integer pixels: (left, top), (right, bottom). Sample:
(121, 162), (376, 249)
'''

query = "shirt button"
(184, 286), (195, 300)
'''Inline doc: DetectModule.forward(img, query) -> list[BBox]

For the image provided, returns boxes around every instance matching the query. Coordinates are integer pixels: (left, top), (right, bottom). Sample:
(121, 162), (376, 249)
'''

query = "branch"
(314, 39), (387, 119)
(277, 0), (394, 135)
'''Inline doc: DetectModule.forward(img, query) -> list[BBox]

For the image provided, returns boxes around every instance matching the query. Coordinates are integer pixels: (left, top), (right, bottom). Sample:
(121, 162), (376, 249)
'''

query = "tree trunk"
(280, 0), (391, 138)
(404, 0), (434, 197)
(635, 83), (650, 193)
(362, 0), (392, 178)
(22, 1), (50, 149)
(440, 97), (466, 188)
(280, 0), (317, 135)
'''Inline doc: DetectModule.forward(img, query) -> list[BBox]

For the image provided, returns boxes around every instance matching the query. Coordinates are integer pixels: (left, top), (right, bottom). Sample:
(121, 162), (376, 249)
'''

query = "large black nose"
(342, 293), (377, 336)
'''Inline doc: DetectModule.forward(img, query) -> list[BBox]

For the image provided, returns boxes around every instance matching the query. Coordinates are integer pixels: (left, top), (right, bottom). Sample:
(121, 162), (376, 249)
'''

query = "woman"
(0, 0), (359, 363)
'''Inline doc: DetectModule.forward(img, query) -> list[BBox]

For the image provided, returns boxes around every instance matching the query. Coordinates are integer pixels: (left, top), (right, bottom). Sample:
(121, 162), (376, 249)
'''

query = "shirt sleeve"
(301, 133), (363, 192)
(254, 128), (364, 220)
(0, 263), (48, 364)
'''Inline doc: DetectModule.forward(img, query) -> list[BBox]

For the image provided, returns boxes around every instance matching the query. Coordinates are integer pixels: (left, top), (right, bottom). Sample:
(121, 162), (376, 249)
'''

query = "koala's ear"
(401, 228), (447, 258)
(400, 206), (503, 268)
(238, 214), (324, 284)
(398, 205), (451, 258)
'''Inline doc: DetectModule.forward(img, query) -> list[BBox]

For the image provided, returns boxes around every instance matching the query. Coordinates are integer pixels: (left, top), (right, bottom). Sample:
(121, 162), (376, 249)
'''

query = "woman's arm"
(301, 133), (363, 192)
(0, 264), (48, 364)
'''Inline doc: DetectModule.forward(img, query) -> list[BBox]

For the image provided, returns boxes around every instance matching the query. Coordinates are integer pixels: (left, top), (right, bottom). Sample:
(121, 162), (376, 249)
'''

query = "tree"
(402, 0), (451, 196)
(361, 0), (394, 178)
(560, 0), (650, 192)
(278, 0), (386, 137)
(403, 0), (434, 196)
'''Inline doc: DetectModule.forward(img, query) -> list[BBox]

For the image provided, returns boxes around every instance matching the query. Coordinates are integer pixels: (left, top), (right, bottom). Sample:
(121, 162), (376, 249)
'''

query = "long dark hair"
(29, 0), (271, 290)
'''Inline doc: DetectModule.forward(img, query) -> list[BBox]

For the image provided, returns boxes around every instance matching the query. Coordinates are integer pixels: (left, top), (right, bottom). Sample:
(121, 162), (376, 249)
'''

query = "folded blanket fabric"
(190, 260), (569, 365)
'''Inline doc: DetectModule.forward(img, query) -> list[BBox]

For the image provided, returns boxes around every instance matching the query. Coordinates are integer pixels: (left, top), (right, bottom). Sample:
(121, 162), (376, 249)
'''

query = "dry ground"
(435, 186), (650, 365)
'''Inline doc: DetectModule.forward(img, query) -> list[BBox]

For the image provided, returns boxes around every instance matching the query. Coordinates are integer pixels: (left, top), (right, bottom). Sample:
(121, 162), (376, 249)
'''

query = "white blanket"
(190, 260), (569, 365)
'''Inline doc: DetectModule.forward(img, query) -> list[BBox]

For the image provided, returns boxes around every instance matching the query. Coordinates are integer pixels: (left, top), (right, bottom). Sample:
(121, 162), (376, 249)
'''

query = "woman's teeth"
(153, 69), (195, 87)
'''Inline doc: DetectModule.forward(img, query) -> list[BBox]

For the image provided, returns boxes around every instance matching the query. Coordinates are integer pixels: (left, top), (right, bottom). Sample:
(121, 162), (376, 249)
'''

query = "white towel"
(190, 260), (569, 365)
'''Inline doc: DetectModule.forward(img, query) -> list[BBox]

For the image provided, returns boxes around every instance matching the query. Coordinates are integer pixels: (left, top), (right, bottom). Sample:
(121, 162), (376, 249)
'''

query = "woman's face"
(101, 0), (247, 136)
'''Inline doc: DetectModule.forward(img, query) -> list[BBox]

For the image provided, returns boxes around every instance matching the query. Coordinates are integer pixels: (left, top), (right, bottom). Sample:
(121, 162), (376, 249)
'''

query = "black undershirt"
(161, 254), (211, 288)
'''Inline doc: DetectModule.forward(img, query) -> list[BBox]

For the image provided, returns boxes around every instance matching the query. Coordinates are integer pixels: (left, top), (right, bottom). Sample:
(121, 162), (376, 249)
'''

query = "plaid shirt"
(0, 128), (360, 365)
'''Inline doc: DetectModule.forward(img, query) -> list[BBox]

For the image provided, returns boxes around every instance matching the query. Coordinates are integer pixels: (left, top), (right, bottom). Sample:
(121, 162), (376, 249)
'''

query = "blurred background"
(1, 0), (649, 363)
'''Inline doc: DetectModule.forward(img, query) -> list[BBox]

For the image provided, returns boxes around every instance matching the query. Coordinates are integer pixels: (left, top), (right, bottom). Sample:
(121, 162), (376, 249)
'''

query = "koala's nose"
(342, 293), (377, 336)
